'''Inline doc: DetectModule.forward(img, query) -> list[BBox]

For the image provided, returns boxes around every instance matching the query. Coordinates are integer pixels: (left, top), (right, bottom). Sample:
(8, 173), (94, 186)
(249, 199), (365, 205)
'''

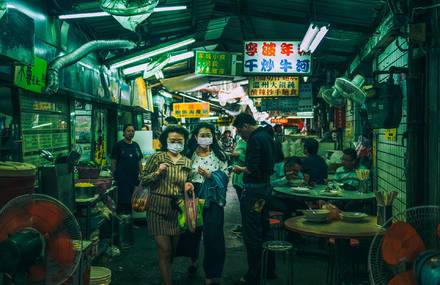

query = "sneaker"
(187, 264), (197, 277)
(232, 225), (242, 233)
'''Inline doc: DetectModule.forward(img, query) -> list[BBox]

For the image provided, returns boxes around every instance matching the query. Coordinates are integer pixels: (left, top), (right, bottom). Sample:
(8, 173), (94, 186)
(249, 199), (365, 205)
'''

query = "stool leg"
(261, 248), (268, 285)
(287, 249), (294, 285)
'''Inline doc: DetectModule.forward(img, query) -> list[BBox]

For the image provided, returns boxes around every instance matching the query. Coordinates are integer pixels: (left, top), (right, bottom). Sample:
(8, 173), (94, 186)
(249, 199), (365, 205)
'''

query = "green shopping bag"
(177, 197), (204, 231)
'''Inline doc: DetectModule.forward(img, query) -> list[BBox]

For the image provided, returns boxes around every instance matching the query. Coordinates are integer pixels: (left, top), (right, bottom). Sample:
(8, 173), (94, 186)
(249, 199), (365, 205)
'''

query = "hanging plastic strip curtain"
(100, 0), (159, 31)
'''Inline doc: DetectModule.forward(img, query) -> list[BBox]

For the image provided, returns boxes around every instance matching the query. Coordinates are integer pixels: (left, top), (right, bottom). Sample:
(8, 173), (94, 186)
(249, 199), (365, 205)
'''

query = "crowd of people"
(110, 113), (369, 285)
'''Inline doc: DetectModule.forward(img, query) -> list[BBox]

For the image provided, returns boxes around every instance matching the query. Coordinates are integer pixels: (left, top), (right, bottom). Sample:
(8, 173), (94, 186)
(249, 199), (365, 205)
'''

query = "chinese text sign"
(172, 102), (210, 118)
(243, 41), (311, 75)
(14, 56), (47, 94)
(195, 51), (243, 76)
(249, 76), (299, 97)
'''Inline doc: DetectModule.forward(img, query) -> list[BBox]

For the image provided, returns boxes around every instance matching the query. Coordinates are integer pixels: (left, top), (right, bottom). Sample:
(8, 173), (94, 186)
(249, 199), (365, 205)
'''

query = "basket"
(90, 266), (111, 285)
(77, 167), (100, 179)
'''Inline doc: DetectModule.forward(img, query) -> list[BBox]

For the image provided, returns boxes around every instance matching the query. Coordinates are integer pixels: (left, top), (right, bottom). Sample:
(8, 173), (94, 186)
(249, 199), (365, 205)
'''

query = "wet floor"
(97, 186), (345, 285)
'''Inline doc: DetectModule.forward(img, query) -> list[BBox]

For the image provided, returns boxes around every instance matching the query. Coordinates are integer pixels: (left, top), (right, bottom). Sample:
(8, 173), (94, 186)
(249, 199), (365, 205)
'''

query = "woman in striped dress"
(142, 125), (193, 285)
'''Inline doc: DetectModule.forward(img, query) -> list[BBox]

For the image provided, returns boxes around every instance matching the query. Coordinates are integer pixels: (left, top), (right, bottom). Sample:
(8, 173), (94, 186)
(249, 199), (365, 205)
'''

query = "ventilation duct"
(100, 0), (159, 31)
(44, 40), (136, 95)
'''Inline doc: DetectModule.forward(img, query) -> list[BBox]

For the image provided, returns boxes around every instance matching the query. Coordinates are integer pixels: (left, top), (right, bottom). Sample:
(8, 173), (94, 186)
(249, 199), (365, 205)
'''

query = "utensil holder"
(359, 180), (368, 193)
(377, 205), (393, 226)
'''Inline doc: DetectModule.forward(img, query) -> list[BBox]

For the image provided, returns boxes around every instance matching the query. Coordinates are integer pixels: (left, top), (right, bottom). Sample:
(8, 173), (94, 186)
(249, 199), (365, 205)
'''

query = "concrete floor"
(97, 187), (352, 285)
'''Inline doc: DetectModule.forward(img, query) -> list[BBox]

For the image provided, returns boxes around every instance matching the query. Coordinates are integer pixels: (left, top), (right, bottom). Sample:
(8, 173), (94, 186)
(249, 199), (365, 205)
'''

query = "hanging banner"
(243, 41), (312, 75)
(334, 107), (346, 128)
(14, 56), (47, 94)
(172, 102), (210, 118)
(249, 76), (299, 97)
(195, 51), (243, 76)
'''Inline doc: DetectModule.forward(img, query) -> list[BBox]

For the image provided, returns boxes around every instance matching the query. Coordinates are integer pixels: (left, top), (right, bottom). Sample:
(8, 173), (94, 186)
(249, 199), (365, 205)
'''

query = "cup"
(377, 205), (393, 226)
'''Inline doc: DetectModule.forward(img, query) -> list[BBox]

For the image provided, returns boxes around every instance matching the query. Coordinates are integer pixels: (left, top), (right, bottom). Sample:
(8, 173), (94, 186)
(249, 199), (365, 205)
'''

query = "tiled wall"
(374, 38), (408, 215)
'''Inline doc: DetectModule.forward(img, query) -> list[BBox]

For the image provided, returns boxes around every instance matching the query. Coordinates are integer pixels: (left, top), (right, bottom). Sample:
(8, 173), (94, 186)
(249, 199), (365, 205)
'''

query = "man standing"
(232, 113), (275, 285)
(111, 124), (143, 214)
(302, 138), (328, 186)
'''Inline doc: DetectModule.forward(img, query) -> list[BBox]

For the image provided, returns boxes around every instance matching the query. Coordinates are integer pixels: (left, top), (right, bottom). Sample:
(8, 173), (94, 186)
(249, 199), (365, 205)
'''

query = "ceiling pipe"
(44, 39), (136, 95)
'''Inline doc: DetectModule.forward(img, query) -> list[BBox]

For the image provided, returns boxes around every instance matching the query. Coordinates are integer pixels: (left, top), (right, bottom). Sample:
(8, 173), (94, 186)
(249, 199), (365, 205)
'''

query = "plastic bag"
(177, 195), (204, 232)
(131, 185), (149, 212)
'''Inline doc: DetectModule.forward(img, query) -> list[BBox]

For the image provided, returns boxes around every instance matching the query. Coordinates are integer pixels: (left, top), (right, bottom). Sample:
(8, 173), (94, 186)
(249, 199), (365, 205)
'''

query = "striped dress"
(142, 151), (192, 236)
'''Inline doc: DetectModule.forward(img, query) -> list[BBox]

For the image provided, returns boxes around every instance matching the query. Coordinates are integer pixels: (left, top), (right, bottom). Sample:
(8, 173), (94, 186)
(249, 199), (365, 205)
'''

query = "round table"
(273, 185), (375, 201)
(284, 216), (382, 285)
(284, 215), (382, 239)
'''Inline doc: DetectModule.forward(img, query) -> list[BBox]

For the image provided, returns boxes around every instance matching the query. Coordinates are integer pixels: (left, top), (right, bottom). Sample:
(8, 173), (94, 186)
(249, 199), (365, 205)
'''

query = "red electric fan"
(0, 194), (82, 284)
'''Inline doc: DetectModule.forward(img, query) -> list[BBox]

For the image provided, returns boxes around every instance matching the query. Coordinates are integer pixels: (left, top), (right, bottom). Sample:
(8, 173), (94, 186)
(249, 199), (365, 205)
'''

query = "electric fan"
(319, 86), (345, 107)
(0, 194), (82, 284)
(369, 205), (440, 285)
(100, 0), (159, 31)
(335, 74), (368, 105)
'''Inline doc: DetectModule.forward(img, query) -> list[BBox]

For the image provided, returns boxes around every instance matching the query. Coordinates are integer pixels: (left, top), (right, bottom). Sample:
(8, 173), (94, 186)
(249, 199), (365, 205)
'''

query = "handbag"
(177, 190), (204, 232)
(131, 184), (149, 212)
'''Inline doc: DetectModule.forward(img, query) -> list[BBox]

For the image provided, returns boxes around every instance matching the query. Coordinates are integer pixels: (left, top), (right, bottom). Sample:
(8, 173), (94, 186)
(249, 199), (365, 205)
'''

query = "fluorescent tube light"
(153, 5), (187, 12)
(300, 24), (319, 52)
(123, 51), (194, 75)
(309, 26), (329, 53)
(59, 12), (108, 19)
(58, 5), (187, 20)
(6, 3), (46, 20)
(169, 51), (194, 64)
(112, 38), (195, 69)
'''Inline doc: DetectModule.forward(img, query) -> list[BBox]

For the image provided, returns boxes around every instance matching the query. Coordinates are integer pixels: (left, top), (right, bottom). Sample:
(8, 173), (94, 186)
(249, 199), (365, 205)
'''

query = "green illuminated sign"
(14, 56), (47, 94)
(195, 51), (243, 76)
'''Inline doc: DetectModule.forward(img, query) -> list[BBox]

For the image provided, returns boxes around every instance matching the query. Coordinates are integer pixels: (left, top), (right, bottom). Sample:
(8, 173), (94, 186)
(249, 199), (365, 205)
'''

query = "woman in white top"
(184, 122), (228, 285)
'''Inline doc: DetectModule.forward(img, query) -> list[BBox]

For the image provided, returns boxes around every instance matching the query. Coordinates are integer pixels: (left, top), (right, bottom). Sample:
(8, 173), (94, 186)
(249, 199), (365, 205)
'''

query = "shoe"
(187, 264), (197, 277)
(232, 225), (243, 233)
(234, 277), (255, 285)
(267, 272), (278, 280)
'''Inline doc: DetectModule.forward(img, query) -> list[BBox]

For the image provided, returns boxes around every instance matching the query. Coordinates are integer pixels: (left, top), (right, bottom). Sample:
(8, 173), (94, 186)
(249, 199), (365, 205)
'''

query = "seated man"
(302, 138), (328, 186)
(271, 157), (303, 187)
(334, 148), (360, 190)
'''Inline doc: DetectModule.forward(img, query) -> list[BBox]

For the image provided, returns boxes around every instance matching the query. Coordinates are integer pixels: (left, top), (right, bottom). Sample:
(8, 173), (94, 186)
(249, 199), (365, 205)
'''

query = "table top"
(284, 216), (382, 239)
(273, 185), (375, 200)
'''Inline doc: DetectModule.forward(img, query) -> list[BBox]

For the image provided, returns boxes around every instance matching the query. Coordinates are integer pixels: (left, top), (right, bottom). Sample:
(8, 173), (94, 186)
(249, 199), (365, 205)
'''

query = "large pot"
(77, 167), (100, 179)
(0, 161), (36, 208)
(75, 183), (96, 199)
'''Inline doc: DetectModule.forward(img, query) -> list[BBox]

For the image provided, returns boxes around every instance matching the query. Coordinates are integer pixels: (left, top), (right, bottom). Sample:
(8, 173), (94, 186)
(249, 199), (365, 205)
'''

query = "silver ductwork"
(44, 40), (136, 95)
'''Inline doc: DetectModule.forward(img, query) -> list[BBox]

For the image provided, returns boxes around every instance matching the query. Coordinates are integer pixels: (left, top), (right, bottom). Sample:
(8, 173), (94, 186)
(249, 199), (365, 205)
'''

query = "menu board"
(195, 51), (243, 76)
(249, 76), (299, 97)
(244, 41), (311, 75)
(172, 102), (210, 118)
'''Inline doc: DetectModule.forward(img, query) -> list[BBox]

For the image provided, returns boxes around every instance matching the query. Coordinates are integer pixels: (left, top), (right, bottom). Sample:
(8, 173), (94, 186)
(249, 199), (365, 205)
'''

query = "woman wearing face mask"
(184, 122), (229, 285)
(142, 125), (193, 285)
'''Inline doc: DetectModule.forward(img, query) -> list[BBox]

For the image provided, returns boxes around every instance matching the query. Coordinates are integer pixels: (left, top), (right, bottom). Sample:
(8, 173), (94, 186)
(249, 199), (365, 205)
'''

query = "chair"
(261, 240), (294, 285)
(269, 218), (285, 240)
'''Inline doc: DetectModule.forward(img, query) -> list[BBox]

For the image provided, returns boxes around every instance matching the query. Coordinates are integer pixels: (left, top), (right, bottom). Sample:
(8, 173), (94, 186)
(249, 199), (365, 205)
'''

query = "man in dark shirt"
(232, 113), (275, 285)
(111, 124), (143, 214)
(302, 138), (328, 185)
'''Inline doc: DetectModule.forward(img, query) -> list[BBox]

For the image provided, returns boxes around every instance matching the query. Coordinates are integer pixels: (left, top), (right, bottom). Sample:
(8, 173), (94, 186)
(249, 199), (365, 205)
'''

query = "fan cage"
(100, 0), (159, 16)
(0, 194), (82, 285)
(368, 205), (440, 285)
(335, 77), (367, 104)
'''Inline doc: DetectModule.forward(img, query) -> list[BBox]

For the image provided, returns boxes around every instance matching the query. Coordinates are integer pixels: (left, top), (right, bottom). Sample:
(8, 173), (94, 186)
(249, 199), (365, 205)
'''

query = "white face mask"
(197, 137), (213, 148)
(167, 142), (184, 154)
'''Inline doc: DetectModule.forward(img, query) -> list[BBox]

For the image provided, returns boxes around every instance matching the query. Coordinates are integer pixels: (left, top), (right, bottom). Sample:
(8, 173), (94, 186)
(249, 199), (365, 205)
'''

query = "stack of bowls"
(90, 266), (111, 285)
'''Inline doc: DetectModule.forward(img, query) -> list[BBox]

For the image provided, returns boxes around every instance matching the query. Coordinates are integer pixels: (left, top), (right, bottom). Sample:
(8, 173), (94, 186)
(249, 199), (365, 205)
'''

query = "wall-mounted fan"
(100, 0), (159, 31)
(319, 74), (367, 107)
(319, 86), (346, 107)
(369, 205), (440, 285)
(335, 74), (367, 105)
(0, 194), (82, 284)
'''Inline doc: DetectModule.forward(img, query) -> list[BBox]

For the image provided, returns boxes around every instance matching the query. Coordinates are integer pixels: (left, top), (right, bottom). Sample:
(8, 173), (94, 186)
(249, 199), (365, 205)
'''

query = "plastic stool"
(261, 241), (294, 285)
(269, 218), (284, 240)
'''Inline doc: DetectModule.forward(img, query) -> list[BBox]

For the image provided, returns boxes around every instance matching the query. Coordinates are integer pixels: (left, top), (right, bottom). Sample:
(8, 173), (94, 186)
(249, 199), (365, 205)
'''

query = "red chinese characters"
(262, 42), (276, 56)
(281, 43), (294, 56)
(245, 42), (258, 56)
